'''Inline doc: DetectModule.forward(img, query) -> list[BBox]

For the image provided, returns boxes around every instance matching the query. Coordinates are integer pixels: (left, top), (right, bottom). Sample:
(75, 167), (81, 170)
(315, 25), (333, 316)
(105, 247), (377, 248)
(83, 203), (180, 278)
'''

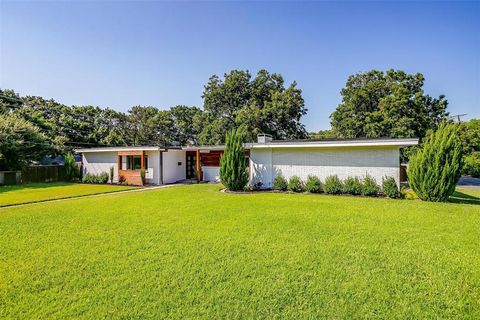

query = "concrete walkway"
(0, 183), (184, 210)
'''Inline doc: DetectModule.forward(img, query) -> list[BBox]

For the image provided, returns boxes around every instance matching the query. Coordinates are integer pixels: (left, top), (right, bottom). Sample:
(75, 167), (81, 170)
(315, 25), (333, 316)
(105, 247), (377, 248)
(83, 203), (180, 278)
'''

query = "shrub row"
(273, 174), (400, 198)
(82, 172), (109, 184)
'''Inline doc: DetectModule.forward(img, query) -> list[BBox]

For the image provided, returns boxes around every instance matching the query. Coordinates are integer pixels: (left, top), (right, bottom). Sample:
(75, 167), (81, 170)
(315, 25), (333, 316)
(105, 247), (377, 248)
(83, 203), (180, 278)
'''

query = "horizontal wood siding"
(199, 150), (250, 167)
(201, 151), (223, 167)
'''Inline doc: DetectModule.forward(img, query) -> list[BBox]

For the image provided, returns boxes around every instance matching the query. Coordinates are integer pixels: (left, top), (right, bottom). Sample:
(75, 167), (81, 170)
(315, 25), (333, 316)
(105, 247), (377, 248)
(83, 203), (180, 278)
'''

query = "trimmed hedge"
(288, 176), (304, 193)
(324, 175), (343, 194)
(382, 176), (400, 199)
(82, 172), (109, 184)
(305, 175), (322, 193)
(361, 175), (379, 196)
(343, 177), (362, 195)
(273, 175), (288, 191)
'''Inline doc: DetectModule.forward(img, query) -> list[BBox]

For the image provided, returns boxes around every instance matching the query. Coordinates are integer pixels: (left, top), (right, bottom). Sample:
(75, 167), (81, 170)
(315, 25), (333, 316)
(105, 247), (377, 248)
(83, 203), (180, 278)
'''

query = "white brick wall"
(162, 150), (186, 184)
(250, 146), (400, 188)
(82, 152), (118, 182)
(202, 166), (220, 182)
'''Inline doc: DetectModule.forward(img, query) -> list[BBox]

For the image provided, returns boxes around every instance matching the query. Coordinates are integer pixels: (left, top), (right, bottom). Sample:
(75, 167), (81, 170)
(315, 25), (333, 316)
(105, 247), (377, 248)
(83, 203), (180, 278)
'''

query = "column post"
(196, 149), (201, 183)
(117, 154), (122, 175)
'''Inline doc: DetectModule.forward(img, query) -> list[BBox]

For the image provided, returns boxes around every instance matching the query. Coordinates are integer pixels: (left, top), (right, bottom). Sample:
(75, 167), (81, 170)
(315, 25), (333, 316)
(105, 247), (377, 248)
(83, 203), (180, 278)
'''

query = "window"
(126, 155), (148, 170)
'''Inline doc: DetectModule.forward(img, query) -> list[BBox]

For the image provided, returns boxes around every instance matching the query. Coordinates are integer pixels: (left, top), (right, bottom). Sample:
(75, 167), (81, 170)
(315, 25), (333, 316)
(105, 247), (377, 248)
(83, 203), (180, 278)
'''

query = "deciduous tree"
(330, 69), (449, 139)
(201, 70), (307, 144)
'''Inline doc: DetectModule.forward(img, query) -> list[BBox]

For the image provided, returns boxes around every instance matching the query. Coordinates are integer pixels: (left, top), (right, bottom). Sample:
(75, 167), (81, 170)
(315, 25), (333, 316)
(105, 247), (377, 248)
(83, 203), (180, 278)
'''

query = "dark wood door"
(186, 153), (196, 179)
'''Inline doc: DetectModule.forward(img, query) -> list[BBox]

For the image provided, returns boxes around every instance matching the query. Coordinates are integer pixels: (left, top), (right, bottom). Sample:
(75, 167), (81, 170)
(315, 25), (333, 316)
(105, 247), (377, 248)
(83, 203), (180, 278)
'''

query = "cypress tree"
(408, 123), (463, 202)
(220, 129), (249, 191)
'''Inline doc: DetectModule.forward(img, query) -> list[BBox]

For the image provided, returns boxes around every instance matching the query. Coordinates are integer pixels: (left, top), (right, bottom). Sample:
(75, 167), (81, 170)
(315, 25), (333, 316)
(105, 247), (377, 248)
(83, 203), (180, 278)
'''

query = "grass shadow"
(0, 182), (74, 194)
(449, 190), (480, 205)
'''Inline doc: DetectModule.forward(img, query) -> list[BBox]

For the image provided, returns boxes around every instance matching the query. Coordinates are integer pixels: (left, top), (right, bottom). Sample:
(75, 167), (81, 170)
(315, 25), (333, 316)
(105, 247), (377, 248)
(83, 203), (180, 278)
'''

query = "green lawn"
(0, 182), (138, 207)
(0, 184), (479, 319)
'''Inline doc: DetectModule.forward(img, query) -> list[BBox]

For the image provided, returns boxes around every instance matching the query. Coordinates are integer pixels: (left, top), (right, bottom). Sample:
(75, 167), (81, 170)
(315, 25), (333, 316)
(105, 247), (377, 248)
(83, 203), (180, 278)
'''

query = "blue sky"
(1, 1), (479, 131)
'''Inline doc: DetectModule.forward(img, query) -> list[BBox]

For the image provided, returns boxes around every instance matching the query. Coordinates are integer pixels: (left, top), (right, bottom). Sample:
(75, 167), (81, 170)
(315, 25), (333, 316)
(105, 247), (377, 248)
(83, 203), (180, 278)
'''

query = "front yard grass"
(0, 184), (479, 318)
(0, 182), (138, 207)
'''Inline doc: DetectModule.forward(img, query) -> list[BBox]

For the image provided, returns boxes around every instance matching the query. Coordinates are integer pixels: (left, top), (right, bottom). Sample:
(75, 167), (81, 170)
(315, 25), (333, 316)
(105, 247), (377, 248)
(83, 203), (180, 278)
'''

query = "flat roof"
(182, 145), (225, 151)
(245, 137), (419, 149)
(76, 138), (418, 153)
(75, 146), (166, 153)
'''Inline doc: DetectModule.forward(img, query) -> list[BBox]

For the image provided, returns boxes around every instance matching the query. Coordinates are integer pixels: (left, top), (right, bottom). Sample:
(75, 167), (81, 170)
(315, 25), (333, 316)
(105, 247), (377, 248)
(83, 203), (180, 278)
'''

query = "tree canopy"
(0, 113), (51, 171)
(458, 119), (480, 155)
(200, 69), (308, 144)
(330, 69), (449, 139)
(1, 68), (459, 170)
(0, 69), (308, 166)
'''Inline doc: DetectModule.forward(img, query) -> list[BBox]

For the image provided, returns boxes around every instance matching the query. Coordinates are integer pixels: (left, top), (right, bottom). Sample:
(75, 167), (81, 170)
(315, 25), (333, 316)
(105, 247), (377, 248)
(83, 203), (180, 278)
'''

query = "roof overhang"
(75, 146), (166, 153)
(182, 145), (225, 151)
(245, 138), (419, 149)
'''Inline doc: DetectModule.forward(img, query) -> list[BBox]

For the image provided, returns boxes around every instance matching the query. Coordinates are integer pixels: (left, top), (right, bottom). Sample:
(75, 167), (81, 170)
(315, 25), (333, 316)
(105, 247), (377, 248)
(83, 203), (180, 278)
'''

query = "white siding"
(145, 151), (161, 184)
(162, 150), (186, 184)
(249, 148), (273, 188)
(202, 166), (220, 182)
(82, 152), (118, 182)
(250, 146), (400, 188)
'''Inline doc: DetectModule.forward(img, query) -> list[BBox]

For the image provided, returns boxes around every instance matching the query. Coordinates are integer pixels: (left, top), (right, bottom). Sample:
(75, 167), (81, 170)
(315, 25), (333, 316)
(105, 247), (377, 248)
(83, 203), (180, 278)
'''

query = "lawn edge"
(0, 187), (143, 208)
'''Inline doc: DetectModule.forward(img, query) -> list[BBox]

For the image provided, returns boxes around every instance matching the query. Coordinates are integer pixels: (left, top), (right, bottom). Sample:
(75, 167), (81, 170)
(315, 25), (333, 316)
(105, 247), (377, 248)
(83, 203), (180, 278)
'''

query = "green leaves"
(201, 69), (308, 144)
(0, 113), (50, 171)
(331, 69), (449, 141)
(64, 153), (80, 182)
(408, 123), (463, 202)
(219, 129), (249, 191)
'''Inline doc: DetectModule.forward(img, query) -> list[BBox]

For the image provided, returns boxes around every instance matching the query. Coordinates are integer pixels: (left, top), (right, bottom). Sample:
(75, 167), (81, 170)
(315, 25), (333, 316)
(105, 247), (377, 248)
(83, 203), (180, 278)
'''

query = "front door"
(186, 153), (196, 179)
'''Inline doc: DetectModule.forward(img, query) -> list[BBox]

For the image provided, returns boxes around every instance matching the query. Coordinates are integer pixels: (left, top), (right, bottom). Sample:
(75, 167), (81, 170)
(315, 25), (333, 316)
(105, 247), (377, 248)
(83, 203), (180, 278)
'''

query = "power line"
(449, 113), (467, 123)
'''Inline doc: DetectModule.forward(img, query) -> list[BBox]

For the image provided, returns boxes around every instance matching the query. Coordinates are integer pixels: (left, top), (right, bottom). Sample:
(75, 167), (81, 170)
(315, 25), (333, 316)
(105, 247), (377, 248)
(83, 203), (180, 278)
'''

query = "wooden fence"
(22, 165), (65, 183)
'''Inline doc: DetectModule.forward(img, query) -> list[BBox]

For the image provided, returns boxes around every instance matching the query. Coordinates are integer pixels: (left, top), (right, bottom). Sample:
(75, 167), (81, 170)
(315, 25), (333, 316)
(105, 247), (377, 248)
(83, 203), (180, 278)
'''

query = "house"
(76, 146), (228, 185)
(247, 135), (418, 188)
(76, 135), (418, 187)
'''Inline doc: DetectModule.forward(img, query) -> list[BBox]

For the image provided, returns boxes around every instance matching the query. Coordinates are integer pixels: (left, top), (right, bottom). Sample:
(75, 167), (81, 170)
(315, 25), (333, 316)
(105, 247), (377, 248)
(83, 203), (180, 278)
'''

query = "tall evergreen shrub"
(408, 123), (463, 202)
(64, 153), (79, 182)
(220, 129), (248, 191)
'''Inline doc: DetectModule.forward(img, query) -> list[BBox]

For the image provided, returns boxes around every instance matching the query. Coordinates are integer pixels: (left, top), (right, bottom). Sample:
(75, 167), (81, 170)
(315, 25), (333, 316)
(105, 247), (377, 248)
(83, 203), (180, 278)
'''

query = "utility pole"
(449, 114), (467, 123)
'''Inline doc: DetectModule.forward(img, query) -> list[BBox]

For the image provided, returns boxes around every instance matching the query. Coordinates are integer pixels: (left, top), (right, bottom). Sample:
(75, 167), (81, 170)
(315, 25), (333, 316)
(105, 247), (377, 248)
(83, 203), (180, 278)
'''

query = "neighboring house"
(76, 135), (418, 186)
